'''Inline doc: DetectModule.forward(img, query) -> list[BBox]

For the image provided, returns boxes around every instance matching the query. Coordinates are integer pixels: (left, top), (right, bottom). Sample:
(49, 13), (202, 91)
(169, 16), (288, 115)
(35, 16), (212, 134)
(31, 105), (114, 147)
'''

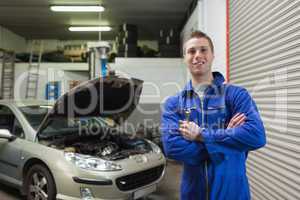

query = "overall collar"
(183, 72), (225, 97)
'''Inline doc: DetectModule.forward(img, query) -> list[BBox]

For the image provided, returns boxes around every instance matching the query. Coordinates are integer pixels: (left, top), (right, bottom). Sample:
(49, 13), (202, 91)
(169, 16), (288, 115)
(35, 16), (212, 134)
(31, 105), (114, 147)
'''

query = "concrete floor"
(0, 184), (20, 200)
(147, 160), (182, 200)
(0, 160), (182, 200)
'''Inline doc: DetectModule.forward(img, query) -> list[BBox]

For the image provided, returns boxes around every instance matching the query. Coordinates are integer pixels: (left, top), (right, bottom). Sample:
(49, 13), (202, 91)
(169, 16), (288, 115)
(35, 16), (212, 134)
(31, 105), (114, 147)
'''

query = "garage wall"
(202, 0), (227, 78)
(0, 25), (26, 52)
(112, 58), (187, 104)
(180, 0), (227, 78)
(229, 0), (300, 199)
(111, 58), (187, 129)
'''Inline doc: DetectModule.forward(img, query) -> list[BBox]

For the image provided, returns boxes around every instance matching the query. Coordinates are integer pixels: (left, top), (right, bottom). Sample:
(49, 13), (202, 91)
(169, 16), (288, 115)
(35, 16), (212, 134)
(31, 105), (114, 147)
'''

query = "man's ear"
(183, 54), (188, 64)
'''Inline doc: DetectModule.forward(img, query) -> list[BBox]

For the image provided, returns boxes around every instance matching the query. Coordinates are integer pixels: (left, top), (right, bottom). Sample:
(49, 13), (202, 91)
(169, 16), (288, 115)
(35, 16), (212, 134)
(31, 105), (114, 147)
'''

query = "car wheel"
(25, 164), (56, 200)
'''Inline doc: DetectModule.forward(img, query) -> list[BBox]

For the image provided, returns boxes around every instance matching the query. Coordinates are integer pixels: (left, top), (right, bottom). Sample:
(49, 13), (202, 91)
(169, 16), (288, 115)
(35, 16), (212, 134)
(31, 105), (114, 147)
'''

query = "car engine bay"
(45, 133), (153, 161)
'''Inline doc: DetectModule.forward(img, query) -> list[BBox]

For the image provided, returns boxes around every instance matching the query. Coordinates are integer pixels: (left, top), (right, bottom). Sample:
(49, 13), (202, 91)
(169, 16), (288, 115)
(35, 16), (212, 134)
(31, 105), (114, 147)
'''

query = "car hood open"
(36, 76), (143, 137)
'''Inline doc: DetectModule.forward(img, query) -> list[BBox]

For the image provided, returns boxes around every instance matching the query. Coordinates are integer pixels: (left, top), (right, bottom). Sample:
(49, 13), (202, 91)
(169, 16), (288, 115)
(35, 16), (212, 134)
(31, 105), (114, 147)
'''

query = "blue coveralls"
(161, 72), (266, 200)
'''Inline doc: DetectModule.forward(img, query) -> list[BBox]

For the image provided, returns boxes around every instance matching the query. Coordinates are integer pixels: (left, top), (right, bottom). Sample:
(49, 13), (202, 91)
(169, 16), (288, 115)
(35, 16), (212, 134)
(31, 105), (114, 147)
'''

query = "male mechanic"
(161, 31), (266, 200)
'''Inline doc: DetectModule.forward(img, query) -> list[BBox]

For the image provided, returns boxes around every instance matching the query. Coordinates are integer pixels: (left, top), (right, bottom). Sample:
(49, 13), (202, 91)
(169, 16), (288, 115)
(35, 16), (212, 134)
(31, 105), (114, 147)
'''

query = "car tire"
(25, 164), (57, 200)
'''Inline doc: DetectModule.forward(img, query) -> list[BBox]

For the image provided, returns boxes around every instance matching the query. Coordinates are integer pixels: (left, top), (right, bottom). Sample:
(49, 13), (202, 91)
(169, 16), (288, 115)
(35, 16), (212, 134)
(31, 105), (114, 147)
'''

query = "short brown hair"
(183, 30), (214, 54)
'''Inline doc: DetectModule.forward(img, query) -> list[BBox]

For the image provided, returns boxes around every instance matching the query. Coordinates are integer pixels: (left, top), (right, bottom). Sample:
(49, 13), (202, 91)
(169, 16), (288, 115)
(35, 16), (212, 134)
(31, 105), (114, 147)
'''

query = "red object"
(226, 0), (230, 83)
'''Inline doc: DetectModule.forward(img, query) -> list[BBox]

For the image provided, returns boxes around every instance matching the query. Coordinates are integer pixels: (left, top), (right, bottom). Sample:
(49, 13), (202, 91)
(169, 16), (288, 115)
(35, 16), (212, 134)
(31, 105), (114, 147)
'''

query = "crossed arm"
(179, 112), (246, 141)
(161, 88), (266, 165)
(161, 99), (246, 165)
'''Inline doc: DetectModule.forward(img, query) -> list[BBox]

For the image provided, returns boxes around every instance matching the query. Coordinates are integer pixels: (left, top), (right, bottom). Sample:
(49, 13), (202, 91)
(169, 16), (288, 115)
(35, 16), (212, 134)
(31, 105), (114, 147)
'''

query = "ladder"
(1, 50), (15, 99)
(25, 40), (43, 99)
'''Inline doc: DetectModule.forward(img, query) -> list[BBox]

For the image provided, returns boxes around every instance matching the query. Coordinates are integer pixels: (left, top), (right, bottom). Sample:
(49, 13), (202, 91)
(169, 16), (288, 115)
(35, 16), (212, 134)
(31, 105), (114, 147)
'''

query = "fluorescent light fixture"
(50, 5), (104, 12)
(69, 26), (112, 32)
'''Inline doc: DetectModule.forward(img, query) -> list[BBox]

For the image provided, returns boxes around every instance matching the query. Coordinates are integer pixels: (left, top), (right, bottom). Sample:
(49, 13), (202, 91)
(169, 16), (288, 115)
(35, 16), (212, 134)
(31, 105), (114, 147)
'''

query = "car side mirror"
(0, 129), (16, 141)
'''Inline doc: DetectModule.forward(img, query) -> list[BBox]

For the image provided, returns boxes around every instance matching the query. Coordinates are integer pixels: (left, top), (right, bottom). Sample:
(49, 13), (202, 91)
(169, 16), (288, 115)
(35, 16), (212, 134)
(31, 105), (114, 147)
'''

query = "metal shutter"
(229, 0), (300, 199)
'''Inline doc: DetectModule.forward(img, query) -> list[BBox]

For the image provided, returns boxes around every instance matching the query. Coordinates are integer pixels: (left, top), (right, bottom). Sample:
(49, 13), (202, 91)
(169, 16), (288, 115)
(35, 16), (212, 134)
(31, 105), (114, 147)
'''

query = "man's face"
(184, 37), (214, 77)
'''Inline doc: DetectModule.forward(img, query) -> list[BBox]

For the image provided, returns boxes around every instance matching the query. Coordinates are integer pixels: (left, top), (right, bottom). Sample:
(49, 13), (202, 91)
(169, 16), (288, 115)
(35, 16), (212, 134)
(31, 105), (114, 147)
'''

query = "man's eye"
(200, 48), (208, 53)
(187, 49), (196, 54)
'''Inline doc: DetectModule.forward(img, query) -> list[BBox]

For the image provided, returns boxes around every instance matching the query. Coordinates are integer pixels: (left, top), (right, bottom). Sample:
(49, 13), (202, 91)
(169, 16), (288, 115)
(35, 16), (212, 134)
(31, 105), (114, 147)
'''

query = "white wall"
(110, 58), (188, 129)
(0, 26), (26, 53)
(180, 0), (227, 78)
(201, 0), (227, 77)
(111, 58), (187, 104)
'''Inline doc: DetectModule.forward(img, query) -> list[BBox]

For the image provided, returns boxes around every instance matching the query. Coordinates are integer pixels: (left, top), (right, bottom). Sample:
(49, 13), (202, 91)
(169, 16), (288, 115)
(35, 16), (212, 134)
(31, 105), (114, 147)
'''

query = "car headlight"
(146, 139), (162, 154)
(64, 152), (122, 171)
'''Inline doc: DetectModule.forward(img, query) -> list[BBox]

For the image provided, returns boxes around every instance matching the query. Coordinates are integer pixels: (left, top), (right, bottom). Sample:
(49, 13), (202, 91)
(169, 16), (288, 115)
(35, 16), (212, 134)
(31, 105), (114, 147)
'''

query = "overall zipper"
(199, 95), (209, 200)
(205, 161), (209, 200)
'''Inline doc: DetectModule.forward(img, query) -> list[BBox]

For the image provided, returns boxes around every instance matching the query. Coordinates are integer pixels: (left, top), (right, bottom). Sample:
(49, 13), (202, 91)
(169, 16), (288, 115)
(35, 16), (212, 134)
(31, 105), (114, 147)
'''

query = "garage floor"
(147, 160), (182, 200)
(0, 160), (182, 200)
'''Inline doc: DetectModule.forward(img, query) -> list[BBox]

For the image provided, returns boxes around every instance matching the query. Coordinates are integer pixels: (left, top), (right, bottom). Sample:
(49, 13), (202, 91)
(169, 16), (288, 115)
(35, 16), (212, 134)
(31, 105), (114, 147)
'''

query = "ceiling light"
(50, 5), (105, 12)
(69, 26), (112, 32)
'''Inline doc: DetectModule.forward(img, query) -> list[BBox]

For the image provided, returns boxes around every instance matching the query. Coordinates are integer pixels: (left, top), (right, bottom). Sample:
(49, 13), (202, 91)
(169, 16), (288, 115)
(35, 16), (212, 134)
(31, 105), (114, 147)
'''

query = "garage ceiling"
(0, 0), (194, 40)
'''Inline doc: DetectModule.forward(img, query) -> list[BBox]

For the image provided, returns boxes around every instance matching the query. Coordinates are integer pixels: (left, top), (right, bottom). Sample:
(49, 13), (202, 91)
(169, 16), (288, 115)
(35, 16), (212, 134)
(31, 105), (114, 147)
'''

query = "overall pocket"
(206, 105), (228, 129)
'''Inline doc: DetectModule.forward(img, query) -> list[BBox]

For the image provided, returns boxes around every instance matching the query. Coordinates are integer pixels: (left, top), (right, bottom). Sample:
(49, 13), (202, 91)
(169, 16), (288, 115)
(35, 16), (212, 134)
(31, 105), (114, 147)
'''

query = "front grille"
(116, 165), (164, 191)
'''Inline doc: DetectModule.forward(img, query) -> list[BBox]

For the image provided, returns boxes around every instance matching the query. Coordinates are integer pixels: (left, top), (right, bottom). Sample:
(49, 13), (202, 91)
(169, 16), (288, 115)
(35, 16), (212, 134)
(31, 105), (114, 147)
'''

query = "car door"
(0, 105), (25, 185)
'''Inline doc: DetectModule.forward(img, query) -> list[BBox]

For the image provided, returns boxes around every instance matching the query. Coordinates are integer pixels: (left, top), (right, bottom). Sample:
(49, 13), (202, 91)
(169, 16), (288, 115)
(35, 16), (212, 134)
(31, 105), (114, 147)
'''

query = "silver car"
(0, 76), (166, 200)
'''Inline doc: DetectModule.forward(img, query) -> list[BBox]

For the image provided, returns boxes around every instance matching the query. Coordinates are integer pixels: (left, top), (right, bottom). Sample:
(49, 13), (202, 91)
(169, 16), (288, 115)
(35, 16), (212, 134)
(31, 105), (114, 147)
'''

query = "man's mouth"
(192, 61), (205, 66)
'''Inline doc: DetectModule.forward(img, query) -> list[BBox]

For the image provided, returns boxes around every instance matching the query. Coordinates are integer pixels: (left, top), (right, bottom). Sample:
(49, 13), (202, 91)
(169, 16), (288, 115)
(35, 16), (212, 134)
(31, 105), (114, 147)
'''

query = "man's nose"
(194, 50), (203, 57)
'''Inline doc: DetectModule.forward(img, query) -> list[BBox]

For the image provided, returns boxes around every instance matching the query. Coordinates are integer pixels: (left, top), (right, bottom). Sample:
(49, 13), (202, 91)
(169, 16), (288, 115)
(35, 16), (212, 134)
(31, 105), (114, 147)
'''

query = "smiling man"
(161, 31), (266, 200)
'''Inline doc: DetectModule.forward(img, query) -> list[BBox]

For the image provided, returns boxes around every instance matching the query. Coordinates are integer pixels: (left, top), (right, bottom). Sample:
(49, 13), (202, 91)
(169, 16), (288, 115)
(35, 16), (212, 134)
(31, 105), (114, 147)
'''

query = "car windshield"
(38, 116), (116, 139)
(19, 105), (52, 129)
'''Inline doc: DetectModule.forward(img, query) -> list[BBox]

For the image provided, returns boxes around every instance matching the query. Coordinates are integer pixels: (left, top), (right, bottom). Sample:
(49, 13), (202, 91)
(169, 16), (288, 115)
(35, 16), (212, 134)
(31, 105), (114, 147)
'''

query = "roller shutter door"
(229, 0), (300, 199)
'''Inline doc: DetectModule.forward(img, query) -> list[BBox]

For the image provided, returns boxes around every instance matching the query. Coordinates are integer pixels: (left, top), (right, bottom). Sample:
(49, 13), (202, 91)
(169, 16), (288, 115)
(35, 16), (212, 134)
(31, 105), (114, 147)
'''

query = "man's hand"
(227, 113), (246, 129)
(179, 121), (203, 141)
(179, 113), (246, 142)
